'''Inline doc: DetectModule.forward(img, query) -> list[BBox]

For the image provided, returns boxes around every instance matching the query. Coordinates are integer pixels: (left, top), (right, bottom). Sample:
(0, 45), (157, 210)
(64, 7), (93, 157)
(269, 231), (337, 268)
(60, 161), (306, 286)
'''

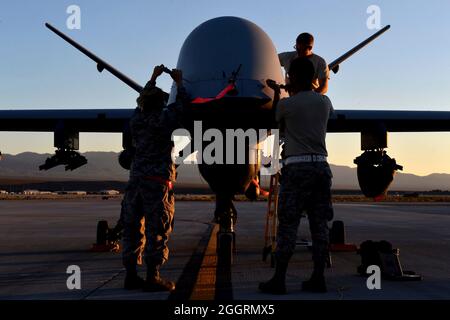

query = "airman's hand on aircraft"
(150, 64), (166, 83)
(266, 79), (281, 93)
(170, 69), (183, 86)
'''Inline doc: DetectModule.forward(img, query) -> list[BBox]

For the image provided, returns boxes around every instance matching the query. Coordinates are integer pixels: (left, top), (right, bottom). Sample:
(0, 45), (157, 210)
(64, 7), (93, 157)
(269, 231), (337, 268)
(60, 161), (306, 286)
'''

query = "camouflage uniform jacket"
(129, 81), (189, 181)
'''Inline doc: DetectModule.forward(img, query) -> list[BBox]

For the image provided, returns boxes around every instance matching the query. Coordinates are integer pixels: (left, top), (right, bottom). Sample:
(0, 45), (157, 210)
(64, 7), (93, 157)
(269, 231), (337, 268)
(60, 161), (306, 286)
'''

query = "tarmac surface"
(0, 199), (449, 300)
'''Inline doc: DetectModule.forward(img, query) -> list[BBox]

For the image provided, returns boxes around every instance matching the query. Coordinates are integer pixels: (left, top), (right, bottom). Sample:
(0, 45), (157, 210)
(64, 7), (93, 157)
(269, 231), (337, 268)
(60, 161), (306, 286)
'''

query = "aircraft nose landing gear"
(216, 215), (236, 266)
(215, 196), (237, 266)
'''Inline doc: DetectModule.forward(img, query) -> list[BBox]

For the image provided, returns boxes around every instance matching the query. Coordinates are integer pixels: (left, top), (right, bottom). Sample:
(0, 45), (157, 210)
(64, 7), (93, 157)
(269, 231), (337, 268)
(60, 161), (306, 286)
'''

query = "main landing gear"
(91, 220), (121, 252)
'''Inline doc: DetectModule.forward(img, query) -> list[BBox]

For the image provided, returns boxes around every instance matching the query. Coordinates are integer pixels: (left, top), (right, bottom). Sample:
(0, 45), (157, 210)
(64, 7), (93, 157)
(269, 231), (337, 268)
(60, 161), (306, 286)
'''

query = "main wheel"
(96, 220), (109, 245)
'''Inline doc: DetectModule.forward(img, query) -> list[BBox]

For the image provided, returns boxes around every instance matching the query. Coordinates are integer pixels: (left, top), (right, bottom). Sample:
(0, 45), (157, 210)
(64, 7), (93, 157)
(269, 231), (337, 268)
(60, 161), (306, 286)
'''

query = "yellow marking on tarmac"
(189, 224), (219, 300)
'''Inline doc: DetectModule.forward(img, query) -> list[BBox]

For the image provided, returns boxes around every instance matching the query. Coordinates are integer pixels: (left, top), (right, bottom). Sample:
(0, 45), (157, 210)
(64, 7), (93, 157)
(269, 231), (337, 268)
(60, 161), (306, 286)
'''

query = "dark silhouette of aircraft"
(2, 17), (450, 262)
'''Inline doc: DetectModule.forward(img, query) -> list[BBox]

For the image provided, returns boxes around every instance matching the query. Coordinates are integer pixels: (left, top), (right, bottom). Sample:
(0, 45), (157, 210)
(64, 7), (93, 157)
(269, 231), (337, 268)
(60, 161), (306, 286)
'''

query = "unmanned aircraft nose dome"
(168, 16), (284, 103)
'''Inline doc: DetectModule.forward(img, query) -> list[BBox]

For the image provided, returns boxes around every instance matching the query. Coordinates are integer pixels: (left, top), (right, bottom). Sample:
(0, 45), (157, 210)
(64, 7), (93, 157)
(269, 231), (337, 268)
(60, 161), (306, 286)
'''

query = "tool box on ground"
(357, 240), (422, 281)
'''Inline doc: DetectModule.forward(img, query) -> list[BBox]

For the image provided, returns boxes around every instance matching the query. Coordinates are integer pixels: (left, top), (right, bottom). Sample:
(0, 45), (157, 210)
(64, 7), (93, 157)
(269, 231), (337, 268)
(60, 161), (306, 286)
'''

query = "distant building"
(100, 190), (120, 195)
(23, 190), (40, 195)
(66, 191), (87, 195)
(38, 191), (54, 195)
(22, 190), (55, 195)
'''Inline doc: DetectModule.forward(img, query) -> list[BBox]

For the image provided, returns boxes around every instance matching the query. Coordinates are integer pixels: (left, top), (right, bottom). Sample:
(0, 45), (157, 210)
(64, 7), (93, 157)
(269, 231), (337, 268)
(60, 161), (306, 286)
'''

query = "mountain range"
(0, 152), (449, 191)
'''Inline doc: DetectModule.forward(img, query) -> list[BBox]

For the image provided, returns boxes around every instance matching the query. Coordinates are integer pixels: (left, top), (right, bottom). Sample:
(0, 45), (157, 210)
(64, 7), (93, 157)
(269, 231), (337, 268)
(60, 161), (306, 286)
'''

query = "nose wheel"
(217, 231), (235, 266)
(215, 197), (237, 266)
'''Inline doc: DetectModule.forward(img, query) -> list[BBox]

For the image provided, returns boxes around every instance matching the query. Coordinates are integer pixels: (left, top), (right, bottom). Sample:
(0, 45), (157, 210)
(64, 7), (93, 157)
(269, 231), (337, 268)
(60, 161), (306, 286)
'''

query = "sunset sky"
(1, 0), (450, 176)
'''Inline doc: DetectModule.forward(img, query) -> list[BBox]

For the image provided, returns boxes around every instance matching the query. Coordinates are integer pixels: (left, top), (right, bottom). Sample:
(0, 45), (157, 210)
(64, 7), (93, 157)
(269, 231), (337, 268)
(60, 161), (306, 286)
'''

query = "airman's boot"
(258, 258), (289, 294)
(302, 262), (327, 293)
(143, 266), (176, 292)
(124, 268), (145, 290)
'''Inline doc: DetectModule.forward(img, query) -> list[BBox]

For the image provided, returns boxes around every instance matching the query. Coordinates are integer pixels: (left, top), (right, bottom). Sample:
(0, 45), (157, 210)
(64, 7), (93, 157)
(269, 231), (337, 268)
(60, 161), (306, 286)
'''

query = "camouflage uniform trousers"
(276, 162), (334, 266)
(121, 177), (174, 269)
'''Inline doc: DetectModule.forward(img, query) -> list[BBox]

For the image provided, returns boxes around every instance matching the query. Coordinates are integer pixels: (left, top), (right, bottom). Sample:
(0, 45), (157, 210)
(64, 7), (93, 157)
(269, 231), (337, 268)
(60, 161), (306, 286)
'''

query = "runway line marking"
(167, 223), (215, 300)
(189, 224), (219, 300)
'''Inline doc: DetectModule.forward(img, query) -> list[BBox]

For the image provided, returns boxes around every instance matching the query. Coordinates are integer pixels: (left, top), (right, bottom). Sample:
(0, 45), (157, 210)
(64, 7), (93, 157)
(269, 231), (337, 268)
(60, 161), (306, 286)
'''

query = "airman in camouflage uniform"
(122, 65), (188, 292)
(275, 162), (333, 287)
(260, 57), (334, 294)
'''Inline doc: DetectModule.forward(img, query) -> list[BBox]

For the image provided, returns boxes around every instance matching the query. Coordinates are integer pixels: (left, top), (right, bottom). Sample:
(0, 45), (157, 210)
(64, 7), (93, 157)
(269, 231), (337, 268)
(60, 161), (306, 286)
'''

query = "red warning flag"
(191, 83), (236, 104)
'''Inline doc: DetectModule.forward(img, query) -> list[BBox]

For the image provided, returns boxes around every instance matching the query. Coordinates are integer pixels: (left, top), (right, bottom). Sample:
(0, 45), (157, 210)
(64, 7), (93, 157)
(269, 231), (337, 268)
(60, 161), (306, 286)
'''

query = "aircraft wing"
(0, 109), (134, 132)
(1, 109), (450, 134)
(329, 110), (450, 132)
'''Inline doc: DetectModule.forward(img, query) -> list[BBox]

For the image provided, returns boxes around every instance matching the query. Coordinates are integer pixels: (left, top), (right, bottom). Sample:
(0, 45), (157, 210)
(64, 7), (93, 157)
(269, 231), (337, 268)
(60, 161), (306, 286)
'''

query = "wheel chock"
(330, 243), (358, 252)
(329, 220), (357, 252)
